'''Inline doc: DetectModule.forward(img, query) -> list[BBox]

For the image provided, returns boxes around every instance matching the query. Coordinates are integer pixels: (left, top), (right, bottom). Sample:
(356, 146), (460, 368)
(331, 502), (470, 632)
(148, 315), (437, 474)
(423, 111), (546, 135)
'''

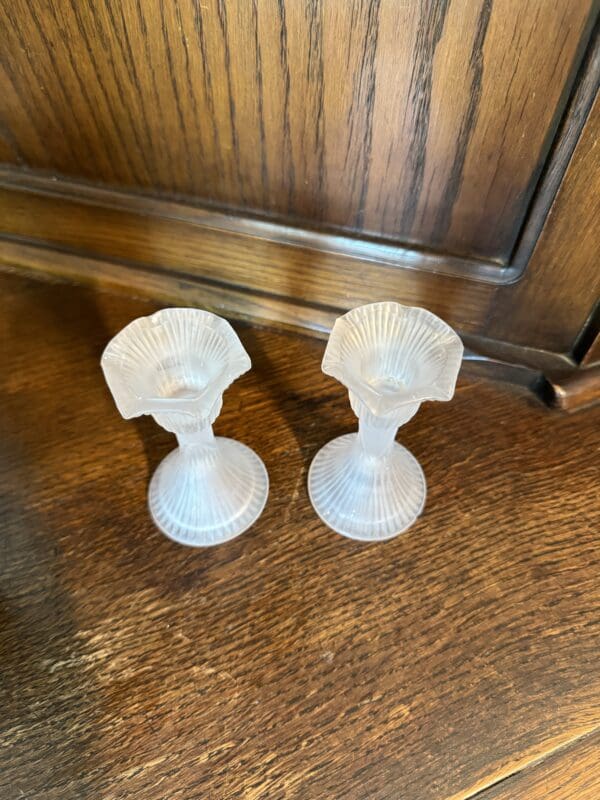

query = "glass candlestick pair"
(102, 303), (462, 546)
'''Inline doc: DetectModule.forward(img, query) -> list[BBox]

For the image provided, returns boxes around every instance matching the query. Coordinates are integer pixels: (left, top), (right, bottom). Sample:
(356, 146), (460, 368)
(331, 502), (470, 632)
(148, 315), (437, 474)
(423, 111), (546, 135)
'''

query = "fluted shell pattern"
(308, 434), (426, 541)
(322, 302), (463, 417)
(101, 308), (250, 432)
(149, 437), (269, 546)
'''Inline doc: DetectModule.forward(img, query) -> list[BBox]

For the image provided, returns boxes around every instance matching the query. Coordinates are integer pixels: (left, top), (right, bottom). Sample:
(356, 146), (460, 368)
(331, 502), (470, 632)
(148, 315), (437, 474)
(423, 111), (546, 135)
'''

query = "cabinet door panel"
(0, 0), (594, 263)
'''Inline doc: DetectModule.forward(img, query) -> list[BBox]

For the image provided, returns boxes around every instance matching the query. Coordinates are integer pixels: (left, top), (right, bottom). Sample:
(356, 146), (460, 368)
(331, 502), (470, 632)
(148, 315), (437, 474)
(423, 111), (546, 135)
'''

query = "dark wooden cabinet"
(0, 0), (598, 394)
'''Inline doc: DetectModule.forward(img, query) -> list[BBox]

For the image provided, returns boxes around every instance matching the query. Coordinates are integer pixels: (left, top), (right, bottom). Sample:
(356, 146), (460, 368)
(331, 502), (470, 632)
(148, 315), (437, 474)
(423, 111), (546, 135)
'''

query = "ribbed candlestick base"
(308, 433), (426, 541)
(148, 437), (268, 546)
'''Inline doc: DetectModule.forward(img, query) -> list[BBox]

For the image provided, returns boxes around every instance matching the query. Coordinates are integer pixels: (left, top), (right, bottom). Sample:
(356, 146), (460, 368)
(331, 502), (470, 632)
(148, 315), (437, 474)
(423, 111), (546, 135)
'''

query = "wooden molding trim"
(0, 166), (515, 285)
(3, 235), (599, 413)
(0, 172), (504, 342)
(0, 233), (570, 372)
(0, 164), (591, 347)
(0, 237), (338, 337)
(539, 365), (600, 412)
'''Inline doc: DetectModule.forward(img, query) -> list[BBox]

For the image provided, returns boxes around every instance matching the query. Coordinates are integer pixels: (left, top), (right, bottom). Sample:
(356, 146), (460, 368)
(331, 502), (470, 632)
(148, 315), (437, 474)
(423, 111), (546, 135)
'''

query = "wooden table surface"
(1, 271), (599, 800)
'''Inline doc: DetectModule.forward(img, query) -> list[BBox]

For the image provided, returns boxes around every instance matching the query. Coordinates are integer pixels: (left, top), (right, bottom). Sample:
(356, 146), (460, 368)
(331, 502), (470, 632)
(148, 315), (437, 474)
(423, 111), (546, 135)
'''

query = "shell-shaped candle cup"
(101, 308), (251, 435)
(322, 302), (463, 418)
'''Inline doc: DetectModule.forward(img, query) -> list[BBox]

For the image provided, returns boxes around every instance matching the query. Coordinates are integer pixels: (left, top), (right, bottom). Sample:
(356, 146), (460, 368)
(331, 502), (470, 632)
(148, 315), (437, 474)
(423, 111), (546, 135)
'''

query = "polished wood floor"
(1, 271), (599, 800)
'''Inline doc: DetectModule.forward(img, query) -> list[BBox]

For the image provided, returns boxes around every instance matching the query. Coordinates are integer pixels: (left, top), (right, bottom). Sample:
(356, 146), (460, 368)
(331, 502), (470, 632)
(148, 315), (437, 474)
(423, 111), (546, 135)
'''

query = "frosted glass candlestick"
(308, 302), (463, 541)
(101, 308), (268, 546)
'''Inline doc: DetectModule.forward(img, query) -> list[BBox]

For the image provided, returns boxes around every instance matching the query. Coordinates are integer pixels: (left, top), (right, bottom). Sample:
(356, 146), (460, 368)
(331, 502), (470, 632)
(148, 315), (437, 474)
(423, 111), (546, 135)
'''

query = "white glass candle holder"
(308, 302), (463, 541)
(101, 308), (268, 546)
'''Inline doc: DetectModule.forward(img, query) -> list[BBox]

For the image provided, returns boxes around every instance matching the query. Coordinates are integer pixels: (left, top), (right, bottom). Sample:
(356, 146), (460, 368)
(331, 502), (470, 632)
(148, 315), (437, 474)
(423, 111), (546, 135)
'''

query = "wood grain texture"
(0, 240), (583, 393)
(1, 129), (598, 360)
(476, 730), (600, 800)
(1, 270), (599, 800)
(0, 0), (594, 262)
(0, 166), (520, 285)
(488, 92), (600, 352)
(0, 184), (501, 337)
(509, 19), (600, 274)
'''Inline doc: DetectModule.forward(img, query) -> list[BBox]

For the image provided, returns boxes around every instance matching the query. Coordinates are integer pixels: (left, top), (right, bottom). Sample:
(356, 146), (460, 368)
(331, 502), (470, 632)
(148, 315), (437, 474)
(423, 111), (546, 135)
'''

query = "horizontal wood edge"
(0, 237), (586, 404)
(0, 237), (337, 337)
(0, 167), (516, 285)
(0, 179), (515, 348)
(467, 727), (600, 799)
(453, 723), (600, 800)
